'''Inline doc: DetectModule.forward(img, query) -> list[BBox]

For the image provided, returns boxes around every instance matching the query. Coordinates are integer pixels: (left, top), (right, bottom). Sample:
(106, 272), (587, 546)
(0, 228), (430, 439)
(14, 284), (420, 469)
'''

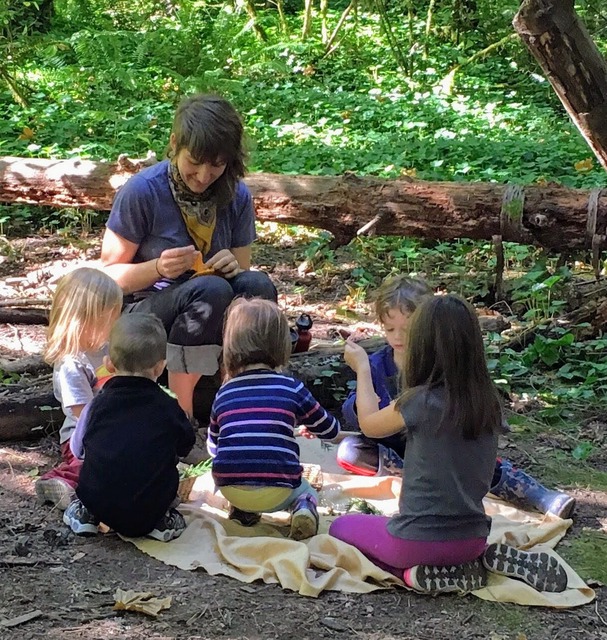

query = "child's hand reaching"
(344, 338), (370, 373)
(297, 426), (317, 439)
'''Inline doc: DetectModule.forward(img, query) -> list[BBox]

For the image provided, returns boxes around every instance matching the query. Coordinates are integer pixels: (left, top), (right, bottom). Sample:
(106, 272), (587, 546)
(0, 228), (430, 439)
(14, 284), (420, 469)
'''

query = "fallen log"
(0, 354), (50, 376)
(0, 337), (385, 441)
(0, 307), (48, 324)
(1, 156), (606, 248)
(514, 0), (607, 173)
(0, 382), (63, 441)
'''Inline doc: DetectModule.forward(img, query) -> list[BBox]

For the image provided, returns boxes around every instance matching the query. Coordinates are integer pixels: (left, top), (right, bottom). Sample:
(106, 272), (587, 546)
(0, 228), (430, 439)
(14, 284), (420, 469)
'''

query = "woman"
(101, 94), (276, 419)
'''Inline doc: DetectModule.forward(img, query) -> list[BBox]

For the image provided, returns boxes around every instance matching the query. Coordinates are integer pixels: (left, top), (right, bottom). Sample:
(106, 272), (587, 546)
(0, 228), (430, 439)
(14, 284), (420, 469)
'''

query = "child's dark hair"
(170, 94), (246, 206)
(374, 275), (433, 322)
(223, 298), (291, 377)
(109, 313), (167, 373)
(397, 294), (501, 440)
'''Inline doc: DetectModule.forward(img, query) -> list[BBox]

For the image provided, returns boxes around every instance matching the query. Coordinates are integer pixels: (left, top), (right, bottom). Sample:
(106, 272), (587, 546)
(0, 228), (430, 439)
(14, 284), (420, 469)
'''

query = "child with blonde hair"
(208, 298), (340, 539)
(331, 294), (568, 594)
(35, 268), (123, 510)
(338, 274), (575, 520)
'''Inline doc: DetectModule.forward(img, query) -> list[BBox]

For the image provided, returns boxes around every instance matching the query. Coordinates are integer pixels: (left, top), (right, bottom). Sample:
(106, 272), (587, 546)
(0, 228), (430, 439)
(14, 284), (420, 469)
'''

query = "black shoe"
(148, 508), (186, 542)
(228, 506), (261, 527)
(483, 543), (568, 593)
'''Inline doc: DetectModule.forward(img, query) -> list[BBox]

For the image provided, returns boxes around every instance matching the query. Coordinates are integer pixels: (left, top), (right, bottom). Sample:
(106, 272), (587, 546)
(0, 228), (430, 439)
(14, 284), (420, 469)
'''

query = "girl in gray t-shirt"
(330, 294), (568, 595)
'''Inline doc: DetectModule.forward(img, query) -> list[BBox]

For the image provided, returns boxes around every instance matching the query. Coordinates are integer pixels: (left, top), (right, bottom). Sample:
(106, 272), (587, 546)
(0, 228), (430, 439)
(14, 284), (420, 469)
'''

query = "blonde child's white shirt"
(52, 345), (109, 444)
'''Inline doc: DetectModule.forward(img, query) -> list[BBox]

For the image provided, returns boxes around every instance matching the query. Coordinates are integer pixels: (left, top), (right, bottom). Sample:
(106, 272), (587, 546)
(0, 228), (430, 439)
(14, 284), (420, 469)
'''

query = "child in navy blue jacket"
(64, 313), (195, 541)
(338, 275), (575, 519)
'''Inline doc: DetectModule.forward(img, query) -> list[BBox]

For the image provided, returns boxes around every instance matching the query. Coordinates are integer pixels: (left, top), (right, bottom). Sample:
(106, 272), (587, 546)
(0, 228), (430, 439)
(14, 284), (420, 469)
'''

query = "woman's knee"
(180, 276), (235, 309)
(231, 270), (277, 301)
(169, 277), (234, 344)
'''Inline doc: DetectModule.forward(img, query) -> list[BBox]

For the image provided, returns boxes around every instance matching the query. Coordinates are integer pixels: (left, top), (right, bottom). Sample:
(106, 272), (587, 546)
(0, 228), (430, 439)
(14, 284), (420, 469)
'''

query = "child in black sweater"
(64, 313), (195, 541)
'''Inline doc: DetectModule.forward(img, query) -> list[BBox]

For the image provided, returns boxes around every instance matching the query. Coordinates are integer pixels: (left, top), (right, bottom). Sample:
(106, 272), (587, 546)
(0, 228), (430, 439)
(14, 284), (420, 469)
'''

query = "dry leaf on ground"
(113, 588), (172, 617)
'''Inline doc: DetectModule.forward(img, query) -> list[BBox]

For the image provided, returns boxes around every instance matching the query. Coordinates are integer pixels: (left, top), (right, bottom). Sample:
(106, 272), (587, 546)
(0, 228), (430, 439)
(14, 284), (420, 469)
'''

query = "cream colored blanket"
(125, 441), (594, 607)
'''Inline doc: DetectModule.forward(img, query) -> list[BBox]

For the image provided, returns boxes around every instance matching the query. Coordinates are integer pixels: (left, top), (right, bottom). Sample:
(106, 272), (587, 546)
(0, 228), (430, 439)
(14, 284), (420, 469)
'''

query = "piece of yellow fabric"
(181, 214), (216, 258)
(221, 485), (292, 512)
(125, 469), (594, 607)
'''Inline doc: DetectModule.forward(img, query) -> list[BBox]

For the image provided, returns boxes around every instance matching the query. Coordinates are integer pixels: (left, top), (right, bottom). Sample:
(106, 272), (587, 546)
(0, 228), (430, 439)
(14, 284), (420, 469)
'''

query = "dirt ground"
(1, 235), (606, 639)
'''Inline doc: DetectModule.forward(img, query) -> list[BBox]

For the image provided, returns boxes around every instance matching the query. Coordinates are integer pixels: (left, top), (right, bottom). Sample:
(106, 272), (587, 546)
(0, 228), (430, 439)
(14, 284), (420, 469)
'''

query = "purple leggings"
(329, 514), (486, 577)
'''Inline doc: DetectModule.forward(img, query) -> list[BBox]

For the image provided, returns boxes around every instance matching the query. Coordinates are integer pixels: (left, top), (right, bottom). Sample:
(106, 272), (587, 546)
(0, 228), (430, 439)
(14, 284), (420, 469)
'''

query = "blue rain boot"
(490, 459), (575, 519)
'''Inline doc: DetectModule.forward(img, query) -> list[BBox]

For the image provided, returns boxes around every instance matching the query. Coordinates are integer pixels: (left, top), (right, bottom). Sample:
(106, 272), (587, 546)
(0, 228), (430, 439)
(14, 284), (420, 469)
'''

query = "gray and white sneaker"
(483, 543), (568, 593)
(148, 508), (186, 542)
(63, 498), (99, 536)
(407, 559), (487, 594)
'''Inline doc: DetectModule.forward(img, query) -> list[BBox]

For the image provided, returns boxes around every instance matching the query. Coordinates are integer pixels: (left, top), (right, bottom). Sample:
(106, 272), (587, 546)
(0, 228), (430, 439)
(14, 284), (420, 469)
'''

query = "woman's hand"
(344, 339), (370, 373)
(297, 426), (317, 440)
(156, 246), (200, 279)
(206, 249), (242, 279)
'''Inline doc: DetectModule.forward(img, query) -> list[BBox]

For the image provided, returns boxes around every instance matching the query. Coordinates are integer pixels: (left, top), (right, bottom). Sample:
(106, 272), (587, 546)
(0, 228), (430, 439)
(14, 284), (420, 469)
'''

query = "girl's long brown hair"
(397, 294), (501, 440)
(45, 268), (123, 364)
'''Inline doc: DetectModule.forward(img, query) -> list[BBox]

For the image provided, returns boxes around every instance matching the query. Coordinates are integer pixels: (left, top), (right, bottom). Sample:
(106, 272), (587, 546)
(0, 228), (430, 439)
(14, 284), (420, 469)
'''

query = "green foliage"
(510, 263), (570, 321)
(179, 458), (212, 479)
(560, 530), (607, 584)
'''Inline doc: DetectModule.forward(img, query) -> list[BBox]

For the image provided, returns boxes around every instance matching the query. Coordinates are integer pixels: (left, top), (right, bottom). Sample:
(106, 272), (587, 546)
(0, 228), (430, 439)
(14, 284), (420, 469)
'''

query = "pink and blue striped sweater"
(208, 369), (340, 489)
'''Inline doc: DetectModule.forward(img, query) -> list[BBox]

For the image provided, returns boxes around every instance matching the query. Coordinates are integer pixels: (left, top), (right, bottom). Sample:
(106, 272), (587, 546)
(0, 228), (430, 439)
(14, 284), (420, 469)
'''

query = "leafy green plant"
(510, 263), (570, 321)
(179, 459), (212, 479)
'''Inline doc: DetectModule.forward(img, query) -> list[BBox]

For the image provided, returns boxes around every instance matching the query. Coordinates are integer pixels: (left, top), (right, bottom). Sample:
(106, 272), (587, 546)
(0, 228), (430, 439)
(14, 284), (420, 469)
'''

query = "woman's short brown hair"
(170, 93), (246, 206)
(222, 298), (291, 377)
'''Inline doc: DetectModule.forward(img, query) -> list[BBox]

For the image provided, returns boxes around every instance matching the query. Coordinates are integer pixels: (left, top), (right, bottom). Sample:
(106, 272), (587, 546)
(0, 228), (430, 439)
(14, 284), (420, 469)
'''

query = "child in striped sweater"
(207, 298), (340, 540)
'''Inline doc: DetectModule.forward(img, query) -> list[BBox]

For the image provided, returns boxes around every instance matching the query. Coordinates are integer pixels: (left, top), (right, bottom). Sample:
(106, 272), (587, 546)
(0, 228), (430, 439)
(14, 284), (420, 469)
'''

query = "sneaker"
(406, 559), (487, 594)
(482, 543), (568, 593)
(36, 477), (74, 510)
(290, 493), (319, 541)
(148, 508), (186, 542)
(63, 499), (99, 536)
(228, 506), (261, 527)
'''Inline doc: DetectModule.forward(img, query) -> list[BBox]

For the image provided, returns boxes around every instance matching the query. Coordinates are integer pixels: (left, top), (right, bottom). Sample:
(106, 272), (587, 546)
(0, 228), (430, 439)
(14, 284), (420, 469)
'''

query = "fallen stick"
(0, 610), (43, 628)
(0, 556), (62, 567)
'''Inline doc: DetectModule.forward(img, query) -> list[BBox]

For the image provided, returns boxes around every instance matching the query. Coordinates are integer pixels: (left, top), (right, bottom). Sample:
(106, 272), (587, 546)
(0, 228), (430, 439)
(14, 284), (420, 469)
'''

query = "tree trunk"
(513, 0), (607, 173)
(1, 156), (607, 249)
(242, 0), (268, 41)
(302, 0), (314, 40)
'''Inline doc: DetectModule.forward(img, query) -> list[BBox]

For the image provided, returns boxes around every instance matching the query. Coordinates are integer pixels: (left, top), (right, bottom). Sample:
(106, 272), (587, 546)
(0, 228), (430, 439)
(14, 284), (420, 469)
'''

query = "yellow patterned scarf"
(167, 160), (217, 257)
